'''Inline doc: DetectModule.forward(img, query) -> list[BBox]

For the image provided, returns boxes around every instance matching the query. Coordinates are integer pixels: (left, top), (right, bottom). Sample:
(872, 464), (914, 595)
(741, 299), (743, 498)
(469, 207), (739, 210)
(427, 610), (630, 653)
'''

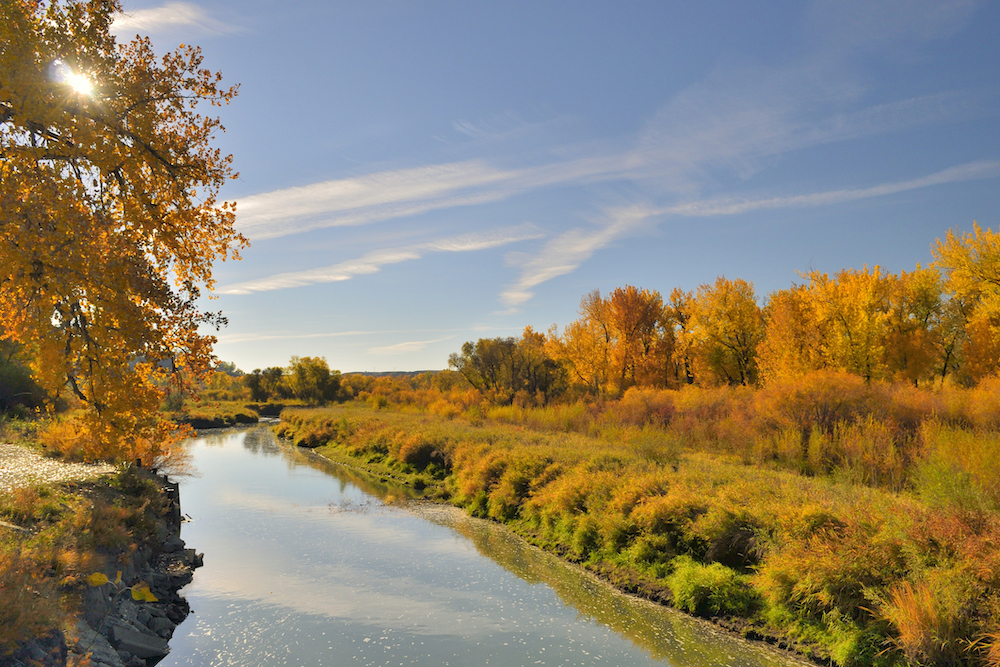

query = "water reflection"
(160, 428), (807, 667)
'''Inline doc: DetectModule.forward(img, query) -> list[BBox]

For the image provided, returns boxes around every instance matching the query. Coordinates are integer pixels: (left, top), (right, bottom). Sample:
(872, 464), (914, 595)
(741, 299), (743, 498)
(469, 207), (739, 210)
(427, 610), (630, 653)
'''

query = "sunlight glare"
(66, 71), (94, 96)
(50, 60), (95, 96)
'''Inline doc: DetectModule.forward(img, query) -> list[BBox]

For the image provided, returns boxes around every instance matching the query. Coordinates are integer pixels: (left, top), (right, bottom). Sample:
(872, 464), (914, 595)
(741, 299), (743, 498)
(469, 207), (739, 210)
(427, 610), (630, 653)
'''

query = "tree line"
(243, 356), (341, 403)
(449, 223), (1000, 404)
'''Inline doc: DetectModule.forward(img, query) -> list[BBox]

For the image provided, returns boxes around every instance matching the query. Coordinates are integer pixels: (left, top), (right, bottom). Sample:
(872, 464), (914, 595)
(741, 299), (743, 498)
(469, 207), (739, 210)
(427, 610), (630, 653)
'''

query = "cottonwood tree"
(553, 290), (614, 396)
(449, 329), (563, 405)
(756, 285), (827, 383)
(933, 223), (1000, 382)
(287, 356), (341, 404)
(691, 277), (764, 386)
(0, 0), (243, 462)
(607, 286), (670, 390)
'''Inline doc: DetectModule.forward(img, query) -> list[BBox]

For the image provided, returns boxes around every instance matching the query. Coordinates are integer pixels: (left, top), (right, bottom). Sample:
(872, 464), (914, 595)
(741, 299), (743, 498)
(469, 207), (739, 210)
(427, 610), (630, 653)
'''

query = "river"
(158, 427), (808, 667)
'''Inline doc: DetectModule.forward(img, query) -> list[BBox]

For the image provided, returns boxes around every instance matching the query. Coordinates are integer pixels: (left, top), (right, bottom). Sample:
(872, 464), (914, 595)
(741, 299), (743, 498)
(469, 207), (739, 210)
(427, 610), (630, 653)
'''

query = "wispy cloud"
(368, 337), (454, 355)
(500, 161), (1000, 307)
(215, 329), (454, 344)
(233, 156), (641, 241)
(111, 2), (235, 34)
(501, 205), (657, 306)
(664, 160), (1000, 217)
(234, 83), (980, 243)
(217, 224), (543, 295)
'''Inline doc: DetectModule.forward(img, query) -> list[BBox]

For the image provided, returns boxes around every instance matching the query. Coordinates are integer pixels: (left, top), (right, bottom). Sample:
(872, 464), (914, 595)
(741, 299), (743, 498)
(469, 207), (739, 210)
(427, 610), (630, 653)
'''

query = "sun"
(50, 60), (94, 96)
(65, 70), (94, 96)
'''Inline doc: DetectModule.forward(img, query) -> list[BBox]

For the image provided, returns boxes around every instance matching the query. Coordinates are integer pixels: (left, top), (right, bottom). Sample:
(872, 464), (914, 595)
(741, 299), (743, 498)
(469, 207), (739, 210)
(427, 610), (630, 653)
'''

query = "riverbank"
(0, 456), (201, 667)
(274, 403), (1000, 667)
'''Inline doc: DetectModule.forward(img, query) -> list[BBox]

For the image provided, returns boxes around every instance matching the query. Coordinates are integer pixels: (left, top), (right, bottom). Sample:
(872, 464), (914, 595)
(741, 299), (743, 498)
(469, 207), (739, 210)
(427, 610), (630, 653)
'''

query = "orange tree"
(0, 0), (244, 462)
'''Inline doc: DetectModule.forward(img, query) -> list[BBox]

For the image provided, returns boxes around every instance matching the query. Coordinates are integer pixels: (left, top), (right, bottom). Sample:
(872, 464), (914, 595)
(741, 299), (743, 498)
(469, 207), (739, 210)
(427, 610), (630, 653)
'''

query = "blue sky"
(111, 0), (1000, 373)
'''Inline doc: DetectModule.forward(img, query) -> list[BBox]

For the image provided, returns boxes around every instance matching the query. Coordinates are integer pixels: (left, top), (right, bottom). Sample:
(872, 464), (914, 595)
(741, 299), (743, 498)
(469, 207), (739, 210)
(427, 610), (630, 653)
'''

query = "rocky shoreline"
(3, 471), (202, 667)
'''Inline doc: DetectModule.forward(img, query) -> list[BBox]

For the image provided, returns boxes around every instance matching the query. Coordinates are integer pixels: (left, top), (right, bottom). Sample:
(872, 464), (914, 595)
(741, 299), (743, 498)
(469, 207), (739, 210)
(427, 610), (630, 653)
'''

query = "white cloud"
(368, 337), (454, 355)
(233, 155), (643, 241)
(217, 224), (543, 295)
(233, 80), (980, 243)
(214, 329), (456, 344)
(663, 160), (1000, 217)
(111, 2), (234, 34)
(499, 161), (1000, 307)
(500, 206), (658, 306)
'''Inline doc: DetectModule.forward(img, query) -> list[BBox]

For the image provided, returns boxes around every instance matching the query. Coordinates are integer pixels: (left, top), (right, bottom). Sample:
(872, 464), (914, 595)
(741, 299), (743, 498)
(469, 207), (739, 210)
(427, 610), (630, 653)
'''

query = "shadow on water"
(238, 426), (807, 667)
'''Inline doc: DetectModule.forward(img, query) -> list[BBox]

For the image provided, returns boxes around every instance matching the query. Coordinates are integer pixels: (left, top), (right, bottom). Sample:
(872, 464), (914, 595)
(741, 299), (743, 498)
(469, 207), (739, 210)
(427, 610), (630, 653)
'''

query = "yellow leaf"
(130, 581), (158, 602)
(86, 572), (109, 587)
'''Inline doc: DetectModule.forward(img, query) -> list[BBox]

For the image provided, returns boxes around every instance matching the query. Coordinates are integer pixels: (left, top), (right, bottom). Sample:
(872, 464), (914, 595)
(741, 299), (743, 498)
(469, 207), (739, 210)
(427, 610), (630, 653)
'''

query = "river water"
(159, 428), (806, 667)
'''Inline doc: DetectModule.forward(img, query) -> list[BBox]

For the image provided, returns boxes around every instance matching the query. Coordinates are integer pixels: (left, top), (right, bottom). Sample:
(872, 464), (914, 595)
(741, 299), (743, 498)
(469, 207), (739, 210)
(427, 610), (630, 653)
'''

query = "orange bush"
(881, 579), (972, 665)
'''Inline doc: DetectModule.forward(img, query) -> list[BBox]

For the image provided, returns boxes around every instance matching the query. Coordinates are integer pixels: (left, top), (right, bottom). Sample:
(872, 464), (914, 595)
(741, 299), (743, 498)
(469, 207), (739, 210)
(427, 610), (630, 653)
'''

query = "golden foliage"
(0, 0), (244, 463)
(690, 277), (764, 386)
(881, 580), (970, 665)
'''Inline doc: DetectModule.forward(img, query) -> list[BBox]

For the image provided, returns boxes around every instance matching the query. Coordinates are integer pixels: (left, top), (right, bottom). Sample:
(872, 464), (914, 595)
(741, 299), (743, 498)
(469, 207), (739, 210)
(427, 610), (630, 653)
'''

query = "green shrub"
(666, 556), (760, 617)
(572, 517), (600, 559)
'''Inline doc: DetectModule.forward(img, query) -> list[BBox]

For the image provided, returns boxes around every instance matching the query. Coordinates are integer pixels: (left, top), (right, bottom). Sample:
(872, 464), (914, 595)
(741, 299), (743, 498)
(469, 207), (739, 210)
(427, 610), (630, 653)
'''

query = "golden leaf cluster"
(0, 0), (245, 462)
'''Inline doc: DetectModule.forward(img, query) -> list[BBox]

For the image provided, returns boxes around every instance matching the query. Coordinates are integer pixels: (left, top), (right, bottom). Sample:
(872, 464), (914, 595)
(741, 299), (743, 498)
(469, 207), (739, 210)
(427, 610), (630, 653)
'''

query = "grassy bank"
(0, 468), (168, 654)
(275, 399), (1000, 667)
(164, 400), (261, 429)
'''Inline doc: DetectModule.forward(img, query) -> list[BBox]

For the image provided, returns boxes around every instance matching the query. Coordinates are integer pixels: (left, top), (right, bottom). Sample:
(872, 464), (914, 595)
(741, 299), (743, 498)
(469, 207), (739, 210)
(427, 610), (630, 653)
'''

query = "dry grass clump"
(0, 547), (60, 648)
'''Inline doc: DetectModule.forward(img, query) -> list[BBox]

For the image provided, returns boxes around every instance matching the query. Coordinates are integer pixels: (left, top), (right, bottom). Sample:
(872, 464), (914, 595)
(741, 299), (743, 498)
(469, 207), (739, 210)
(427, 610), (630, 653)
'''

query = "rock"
(149, 616), (175, 634)
(109, 623), (169, 660)
(117, 649), (147, 667)
(75, 620), (124, 667)
(163, 535), (185, 552)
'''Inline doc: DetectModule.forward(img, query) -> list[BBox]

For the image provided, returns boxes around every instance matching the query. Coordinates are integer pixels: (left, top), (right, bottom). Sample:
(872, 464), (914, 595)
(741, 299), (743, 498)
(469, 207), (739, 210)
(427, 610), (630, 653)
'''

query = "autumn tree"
(517, 327), (563, 403)
(607, 286), (670, 390)
(450, 328), (563, 405)
(884, 266), (942, 385)
(666, 288), (697, 385)
(756, 285), (826, 383)
(0, 0), (243, 462)
(450, 337), (521, 404)
(551, 290), (614, 396)
(804, 267), (895, 383)
(690, 277), (764, 386)
(933, 222), (1000, 381)
(287, 356), (341, 404)
(244, 367), (284, 402)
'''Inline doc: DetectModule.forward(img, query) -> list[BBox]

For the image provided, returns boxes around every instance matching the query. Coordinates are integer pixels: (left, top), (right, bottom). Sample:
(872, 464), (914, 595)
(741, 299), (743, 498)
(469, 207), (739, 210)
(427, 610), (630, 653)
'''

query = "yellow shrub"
(881, 579), (972, 666)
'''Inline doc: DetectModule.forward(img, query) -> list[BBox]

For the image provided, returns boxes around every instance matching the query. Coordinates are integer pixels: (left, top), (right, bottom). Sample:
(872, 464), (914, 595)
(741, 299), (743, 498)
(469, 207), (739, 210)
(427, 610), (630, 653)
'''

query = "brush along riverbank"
(0, 462), (202, 667)
(275, 403), (1000, 667)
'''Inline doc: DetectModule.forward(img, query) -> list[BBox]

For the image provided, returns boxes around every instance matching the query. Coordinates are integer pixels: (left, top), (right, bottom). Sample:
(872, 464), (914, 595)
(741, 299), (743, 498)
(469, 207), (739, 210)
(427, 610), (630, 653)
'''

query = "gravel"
(0, 442), (116, 491)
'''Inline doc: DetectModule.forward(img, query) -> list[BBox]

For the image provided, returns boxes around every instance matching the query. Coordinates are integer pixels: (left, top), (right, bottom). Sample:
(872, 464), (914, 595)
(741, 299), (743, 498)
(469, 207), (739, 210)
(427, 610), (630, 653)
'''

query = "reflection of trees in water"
(242, 426), (281, 456)
(195, 430), (242, 447)
(275, 443), (421, 502)
(434, 513), (799, 667)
